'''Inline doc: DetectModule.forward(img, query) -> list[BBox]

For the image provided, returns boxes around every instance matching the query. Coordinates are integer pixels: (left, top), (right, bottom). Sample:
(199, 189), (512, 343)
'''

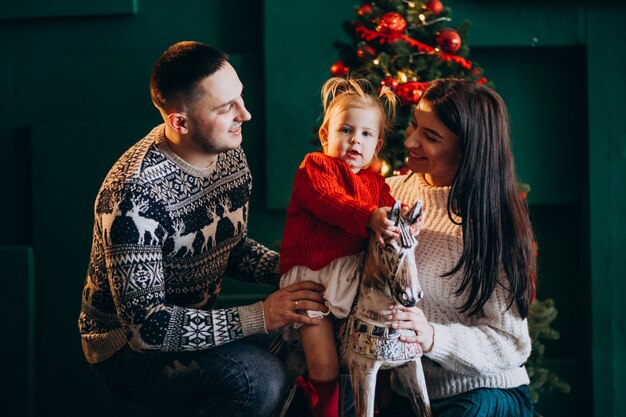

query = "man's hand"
(262, 281), (327, 331)
(367, 207), (400, 247)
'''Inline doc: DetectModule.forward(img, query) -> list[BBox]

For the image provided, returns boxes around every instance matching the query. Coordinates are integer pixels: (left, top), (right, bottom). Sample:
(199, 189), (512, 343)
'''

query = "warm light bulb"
(419, 14), (426, 23)
(398, 71), (408, 83)
(381, 161), (391, 176)
(408, 1), (415, 7)
(373, 58), (380, 65)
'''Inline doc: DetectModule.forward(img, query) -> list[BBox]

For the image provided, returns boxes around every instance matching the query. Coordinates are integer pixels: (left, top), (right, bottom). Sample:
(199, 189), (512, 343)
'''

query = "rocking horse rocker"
(339, 200), (432, 417)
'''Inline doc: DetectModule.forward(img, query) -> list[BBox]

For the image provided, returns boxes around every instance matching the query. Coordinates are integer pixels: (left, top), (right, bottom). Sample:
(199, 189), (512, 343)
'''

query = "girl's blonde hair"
(319, 77), (398, 148)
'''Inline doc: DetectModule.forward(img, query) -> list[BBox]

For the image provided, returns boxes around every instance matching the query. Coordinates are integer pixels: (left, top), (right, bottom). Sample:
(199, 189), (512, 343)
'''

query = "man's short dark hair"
(150, 41), (228, 112)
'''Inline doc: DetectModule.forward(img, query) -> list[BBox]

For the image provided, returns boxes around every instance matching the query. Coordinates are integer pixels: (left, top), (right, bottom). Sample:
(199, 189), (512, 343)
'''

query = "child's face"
(322, 106), (383, 173)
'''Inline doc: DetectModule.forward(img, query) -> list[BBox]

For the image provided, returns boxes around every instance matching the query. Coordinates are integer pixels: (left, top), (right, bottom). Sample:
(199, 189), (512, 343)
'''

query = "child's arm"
(378, 180), (398, 208)
(293, 154), (379, 237)
(367, 207), (400, 246)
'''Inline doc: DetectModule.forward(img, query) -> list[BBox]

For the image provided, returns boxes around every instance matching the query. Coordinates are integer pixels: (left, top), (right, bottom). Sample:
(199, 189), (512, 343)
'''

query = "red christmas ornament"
(436, 28), (462, 53)
(377, 12), (407, 34)
(330, 61), (349, 76)
(357, 4), (372, 16)
(395, 81), (429, 104)
(381, 77), (399, 90)
(426, 0), (443, 14)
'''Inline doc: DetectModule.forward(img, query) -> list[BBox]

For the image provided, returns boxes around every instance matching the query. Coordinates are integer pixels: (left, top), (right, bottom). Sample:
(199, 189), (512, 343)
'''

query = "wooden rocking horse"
(339, 200), (431, 417)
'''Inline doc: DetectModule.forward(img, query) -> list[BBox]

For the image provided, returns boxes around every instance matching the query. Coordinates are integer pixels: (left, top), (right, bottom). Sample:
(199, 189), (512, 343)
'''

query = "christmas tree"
(331, 0), (488, 174)
(330, 0), (570, 406)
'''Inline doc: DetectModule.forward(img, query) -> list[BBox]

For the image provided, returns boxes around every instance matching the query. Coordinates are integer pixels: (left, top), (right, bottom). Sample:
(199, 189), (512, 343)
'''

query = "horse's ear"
(388, 200), (402, 225)
(408, 199), (423, 224)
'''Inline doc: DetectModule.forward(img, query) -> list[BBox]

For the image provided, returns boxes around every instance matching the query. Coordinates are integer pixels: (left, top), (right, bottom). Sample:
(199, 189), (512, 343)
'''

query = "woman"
(385, 78), (536, 417)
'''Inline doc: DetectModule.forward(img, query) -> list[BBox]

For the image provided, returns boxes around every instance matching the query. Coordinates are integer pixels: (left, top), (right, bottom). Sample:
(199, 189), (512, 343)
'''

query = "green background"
(0, 1), (623, 416)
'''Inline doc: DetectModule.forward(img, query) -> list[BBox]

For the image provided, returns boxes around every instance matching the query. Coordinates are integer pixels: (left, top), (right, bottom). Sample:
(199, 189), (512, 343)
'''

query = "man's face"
(184, 62), (251, 159)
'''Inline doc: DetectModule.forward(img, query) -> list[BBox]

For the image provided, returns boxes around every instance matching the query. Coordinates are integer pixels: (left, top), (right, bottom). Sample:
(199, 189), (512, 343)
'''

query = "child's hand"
(401, 206), (425, 237)
(368, 207), (400, 246)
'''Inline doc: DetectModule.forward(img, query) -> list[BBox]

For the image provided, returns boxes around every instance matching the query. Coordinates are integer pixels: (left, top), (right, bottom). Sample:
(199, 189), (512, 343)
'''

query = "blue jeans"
(92, 334), (290, 417)
(431, 386), (534, 417)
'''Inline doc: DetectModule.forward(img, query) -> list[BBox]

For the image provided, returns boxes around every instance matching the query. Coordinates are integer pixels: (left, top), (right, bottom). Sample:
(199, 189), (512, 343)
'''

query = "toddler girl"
(279, 77), (400, 417)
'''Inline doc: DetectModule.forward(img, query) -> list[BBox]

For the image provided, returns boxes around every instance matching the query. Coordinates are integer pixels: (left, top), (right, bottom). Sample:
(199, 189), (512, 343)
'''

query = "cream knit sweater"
(387, 173), (531, 399)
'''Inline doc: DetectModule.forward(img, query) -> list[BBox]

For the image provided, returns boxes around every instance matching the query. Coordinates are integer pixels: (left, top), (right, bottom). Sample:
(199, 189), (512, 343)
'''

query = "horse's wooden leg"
(346, 354), (381, 417)
(394, 360), (432, 417)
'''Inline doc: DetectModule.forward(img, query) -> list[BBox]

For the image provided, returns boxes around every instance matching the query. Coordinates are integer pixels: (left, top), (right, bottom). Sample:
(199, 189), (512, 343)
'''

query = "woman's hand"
(367, 207), (400, 246)
(385, 304), (435, 352)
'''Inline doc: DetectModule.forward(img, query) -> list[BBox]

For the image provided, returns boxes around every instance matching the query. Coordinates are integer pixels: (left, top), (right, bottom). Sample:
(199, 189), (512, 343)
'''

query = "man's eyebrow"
(212, 100), (233, 111)
(211, 87), (244, 111)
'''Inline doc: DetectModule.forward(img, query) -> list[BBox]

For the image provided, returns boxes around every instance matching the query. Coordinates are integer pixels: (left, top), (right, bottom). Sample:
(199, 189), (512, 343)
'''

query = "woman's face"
(404, 99), (462, 187)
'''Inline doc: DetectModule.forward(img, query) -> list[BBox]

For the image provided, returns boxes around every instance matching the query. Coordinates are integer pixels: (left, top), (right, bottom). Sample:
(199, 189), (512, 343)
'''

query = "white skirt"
(280, 253), (362, 319)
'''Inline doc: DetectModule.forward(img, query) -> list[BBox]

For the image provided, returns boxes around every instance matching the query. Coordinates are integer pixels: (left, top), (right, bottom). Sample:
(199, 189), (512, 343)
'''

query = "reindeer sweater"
(78, 124), (279, 364)
(387, 172), (531, 400)
(279, 152), (396, 274)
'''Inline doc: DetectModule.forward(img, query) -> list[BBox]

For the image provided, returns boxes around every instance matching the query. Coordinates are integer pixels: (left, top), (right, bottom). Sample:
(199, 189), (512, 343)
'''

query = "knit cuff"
(237, 301), (267, 336)
(423, 323), (455, 363)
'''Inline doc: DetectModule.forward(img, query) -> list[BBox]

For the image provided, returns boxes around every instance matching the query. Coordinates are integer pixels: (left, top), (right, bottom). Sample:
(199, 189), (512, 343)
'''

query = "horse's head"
(363, 200), (423, 308)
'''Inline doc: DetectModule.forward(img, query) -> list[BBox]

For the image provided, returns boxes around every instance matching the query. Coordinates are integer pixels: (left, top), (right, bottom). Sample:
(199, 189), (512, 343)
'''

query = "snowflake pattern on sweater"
(79, 125), (279, 364)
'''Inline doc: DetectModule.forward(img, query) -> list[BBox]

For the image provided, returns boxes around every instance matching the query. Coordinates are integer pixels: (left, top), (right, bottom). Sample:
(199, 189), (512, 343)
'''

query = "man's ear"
(167, 112), (189, 135)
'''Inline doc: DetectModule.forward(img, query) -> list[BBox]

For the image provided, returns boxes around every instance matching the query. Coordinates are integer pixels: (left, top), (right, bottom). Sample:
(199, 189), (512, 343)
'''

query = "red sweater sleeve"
(378, 179), (397, 208)
(291, 153), (378, 238)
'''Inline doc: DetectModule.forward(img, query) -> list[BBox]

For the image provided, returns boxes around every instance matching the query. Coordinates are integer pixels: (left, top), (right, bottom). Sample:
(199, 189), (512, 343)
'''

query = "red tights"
(295, 376), (339, 417)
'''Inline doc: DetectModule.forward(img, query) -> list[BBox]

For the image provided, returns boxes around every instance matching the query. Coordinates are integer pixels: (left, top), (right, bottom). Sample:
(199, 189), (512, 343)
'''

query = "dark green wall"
(1, 1), (624, 416)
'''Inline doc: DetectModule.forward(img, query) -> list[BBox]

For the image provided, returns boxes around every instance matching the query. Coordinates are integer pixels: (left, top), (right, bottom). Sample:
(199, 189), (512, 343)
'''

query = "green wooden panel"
(445, 0), (586, 47)
(31, 119), (156, 367)
(587, 5), (626, 417)
(470, 46), (587, 205)
(529, 204), (591, 416)
(1, 0), (137, 19)
(0, 246), (35, 417)
(264, 0), (355, 209)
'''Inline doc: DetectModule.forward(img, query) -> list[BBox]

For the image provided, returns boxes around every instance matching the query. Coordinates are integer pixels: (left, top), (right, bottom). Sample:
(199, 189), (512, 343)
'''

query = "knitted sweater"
(78, 125), (279, 364)
(387, 172), (531, 399)
(279, 152), (396, 274)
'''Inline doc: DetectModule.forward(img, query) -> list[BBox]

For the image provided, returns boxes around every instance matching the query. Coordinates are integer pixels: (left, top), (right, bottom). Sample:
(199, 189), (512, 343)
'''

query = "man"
(78, 41), (326, 417)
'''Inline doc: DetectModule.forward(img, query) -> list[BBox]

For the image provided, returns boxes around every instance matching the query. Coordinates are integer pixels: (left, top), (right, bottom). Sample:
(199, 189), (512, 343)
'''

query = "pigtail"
(377, 85), (399, 140)
(319, 77), (399, 146)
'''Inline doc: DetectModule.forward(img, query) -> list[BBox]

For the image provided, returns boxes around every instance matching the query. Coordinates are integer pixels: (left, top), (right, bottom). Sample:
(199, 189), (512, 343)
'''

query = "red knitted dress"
(279, 152), (396, 318)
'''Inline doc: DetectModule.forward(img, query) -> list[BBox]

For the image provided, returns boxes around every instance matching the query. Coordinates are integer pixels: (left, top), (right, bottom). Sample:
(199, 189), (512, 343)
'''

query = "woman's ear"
(167, 112), (189, 135)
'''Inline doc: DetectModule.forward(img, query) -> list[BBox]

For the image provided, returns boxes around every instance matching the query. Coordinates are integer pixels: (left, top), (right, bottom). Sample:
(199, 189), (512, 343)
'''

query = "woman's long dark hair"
(421, 78), (536, 318)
